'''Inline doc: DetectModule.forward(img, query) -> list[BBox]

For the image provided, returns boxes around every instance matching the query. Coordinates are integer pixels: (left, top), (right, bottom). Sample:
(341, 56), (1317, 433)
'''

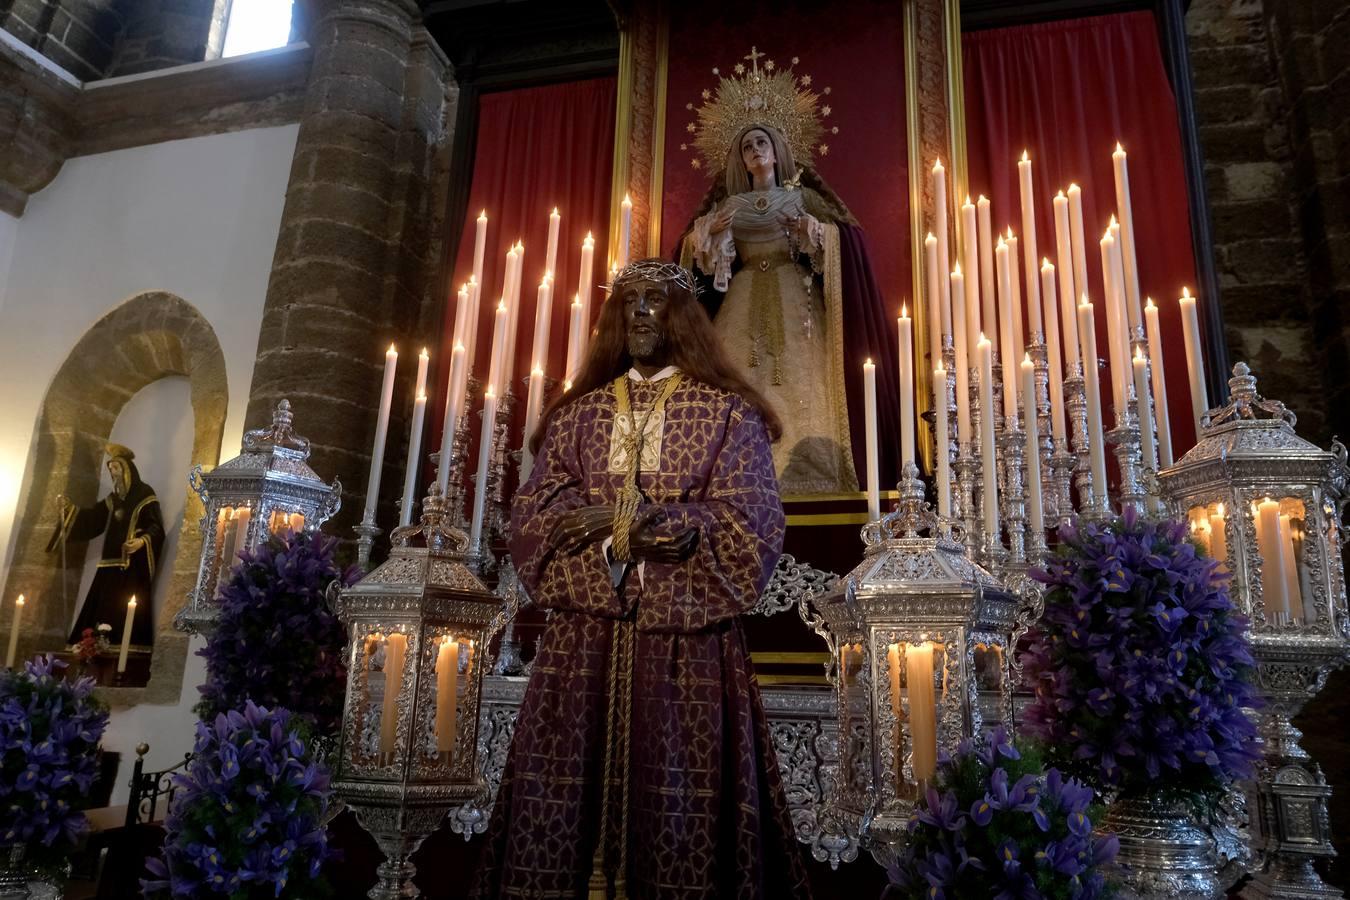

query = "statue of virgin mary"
(679, 121), (899, 496)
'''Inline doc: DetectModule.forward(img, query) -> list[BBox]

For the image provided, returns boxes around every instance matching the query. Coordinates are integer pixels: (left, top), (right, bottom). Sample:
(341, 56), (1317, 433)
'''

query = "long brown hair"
(529, 267), (783, 453)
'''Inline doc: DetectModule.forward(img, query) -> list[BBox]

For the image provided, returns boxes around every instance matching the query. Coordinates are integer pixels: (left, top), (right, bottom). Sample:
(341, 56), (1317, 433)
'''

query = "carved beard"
(626, 327), (666, 364)
(110, 465), (130, 499)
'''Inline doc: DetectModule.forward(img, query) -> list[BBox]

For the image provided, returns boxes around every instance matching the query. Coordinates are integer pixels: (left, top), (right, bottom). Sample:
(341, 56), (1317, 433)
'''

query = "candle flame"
(584, 231), (593, 242)
(453, 341), (465, 353)
(1116, 141), (1124, 153)
(1057, 189), (1066, 198)
(420, 347), (429, 358)
(925, 231), (936, 242)
(531, 365), (544, 376)
(1182, 286), (1192, 299)
(996, 235), (1006, 249)
(563, 379), (573, 392)
(486, 385), (496, 398)
(1068, 182), (1080, 191)
(1109, 213), (1118, 227)
(129, 595), (137, 606)
(901, 302), (908, 318)
(978, 194), (988, 204)
(978, 332), (990, 344)
(1042, 257), (1052, 269)
(932, 158), (944, 171)
(497, 300), (506, 312)
(965, 194), (972, 205)
(14, 595), (22, 606)
(1006, 226), (1015, 239)
(1145, 297), (1156, 310)
(622, 193), (631, 204)
(1024, 352), (1033, 364)
(1216, 502), (1225, 517)
(552, 207), (559, 216)
(479, 210), (487, 219)
(864, 358), (873, 366)
(1135, 346), (1145, 361)
(417, 391), (427, 402)
(952, 262), (962, 275)
(935, 361), (946, 374)
(469, 274), (477, 285)
(387, 343), (397, 354)
(1080, 292), (1092, 306)
(1021, 149), (1029, 162)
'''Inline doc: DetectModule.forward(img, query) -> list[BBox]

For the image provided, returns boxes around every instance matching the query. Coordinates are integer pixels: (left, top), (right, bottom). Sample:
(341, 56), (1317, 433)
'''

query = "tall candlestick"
(545, 207), (561, 279)
(961, 197), (980, 358)
(4, 595), (23, 669)
(864, 359), (880, 522)
(1041, 260), (1067, 442)
(898, 307), (916, 468)
(472, 211), (488, 288)
(465, 277), (482, 369)
(451, 284), (470, 351)
(977, 196), (996, 349)
(618, 194), (633, 268)
(925, 233), (942, 377)
(117, 596), (136, 673)
(1007, 229), (1025, 365)
(503, 243), (524, 389)
(435, 638), (459, 758)
(1017, 152), (1043, 335)
(530, 277), (554, 372)
(378, 632), (407, 757)
(1077, 298), (1110, 503)
(951, 266), (971, 447)
(1053, 191), (1080, 367)
(469, 387), (498, 552)
(1067, 185), (1089, 320)
(906, 642), (938, 784)
(486, 301), (509, 399)
(1179, 287), (1209, 432)
(978, 335), (999, 542)
(1256, 498), (1291, 623)
(564, 295), (584, 386)
(1133, 347), (1156, 470)
(399, 391), (427, 527)
(1021, 354), (1045, 536)
(887, 644), (903, 781)
(934, 364), (951, 518)
(995, 239), (1017, 419)
(1112, 144), (1143, 332)
(437, 344), (467, 496)
(1144, 299), (1174, 466)
(576, 233), (596, 348)
(363, 345), (399, 524)
(413, 346), (429, 398)
(521, 367), (545, 481)
(933, 160), (952, 354)
(1099, 231), (1128, 420)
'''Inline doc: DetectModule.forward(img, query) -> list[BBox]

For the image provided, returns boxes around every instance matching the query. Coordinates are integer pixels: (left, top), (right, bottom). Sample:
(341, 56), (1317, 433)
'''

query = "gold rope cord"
(611, 373), (682, 562)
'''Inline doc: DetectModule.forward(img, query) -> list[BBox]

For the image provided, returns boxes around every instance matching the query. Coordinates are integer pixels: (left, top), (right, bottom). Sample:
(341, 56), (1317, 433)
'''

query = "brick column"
(245, 0), (454, 535)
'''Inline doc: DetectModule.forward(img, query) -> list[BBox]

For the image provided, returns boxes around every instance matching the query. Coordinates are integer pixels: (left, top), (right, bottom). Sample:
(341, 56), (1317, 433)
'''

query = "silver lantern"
(177, 399), (340, 634)
(331, 487), (501, 900)
(1157, 362), (1350, 900)
(800, 464), (1019, 850)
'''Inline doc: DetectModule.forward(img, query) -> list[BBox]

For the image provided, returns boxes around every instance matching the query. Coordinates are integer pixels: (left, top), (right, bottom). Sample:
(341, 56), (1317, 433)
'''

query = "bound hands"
(549, 505), (698, 564)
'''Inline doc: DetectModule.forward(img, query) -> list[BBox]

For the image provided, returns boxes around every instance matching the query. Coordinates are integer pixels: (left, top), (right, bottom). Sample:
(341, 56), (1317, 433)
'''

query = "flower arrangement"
(0, 655), (109, 863)
(886, 728), (1118, 900)
(69, 626), (112, 669)
(197, 530), (357, 736)
(1021, 509), (1260, 798)
(142, 701), (335, 899)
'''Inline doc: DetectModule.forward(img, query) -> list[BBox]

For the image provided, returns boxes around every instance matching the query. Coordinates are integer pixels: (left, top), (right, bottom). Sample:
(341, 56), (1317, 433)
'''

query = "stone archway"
(3, 291), (227, 704)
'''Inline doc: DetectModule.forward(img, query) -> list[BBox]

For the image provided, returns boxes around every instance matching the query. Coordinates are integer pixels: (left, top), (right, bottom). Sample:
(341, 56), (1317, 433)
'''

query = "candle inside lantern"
(233, 507), (251, 559)
(1209, 504), (1228, 567)
(1279, 513), (1303, 622)
(4, 595), (24, 669)
(435, 637), (459, 759)
(117, 596), (136, 673)
(378, 631), (407, 759)
(289, 512), (305, 532)
(1255, 498), (1292, 624)
(864, 359), (880, 522)
(906, 642), (938, 784)
(898, 307), (915, 469)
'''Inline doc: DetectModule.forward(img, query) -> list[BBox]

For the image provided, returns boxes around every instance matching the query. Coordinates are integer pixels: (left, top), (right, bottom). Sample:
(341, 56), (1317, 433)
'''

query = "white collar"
(627, 365), (680, 383)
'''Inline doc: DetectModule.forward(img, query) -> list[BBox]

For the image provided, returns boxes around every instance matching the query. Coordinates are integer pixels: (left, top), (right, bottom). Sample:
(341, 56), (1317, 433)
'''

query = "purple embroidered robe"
(471, 373), (812, 899)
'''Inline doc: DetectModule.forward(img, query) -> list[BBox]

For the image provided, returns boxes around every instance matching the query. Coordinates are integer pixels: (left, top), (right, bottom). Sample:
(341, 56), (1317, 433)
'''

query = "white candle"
(502, 243), (524, 390)
(472, 211), (488, 288)
(1144, 299), (1174, 466)
(1279, 513), (1303, 621)
(399, 392), (427, 527)
(951, 266), (971, 447)
(978, 335), (999, 541)
(1041, 260), (1067, 443)
(378, 632), (407, 757)
(1021, 354), (1045, 536)
(530, 277), (554, 373)
(934, 364), (951, 518)
(1179, 287), (1209, 432)
(1133, 347), (1157, 471)
(905, 642), (938, 784)
(1099, 231), (1128, 422)
(117, 596), (136, 673)
(864, 359), (880, 522)
(898, 308), (915, 468)
(4, 595), (23, 669)
(995, 239), (1018, 420)
(545, 207), (560, 279)
(233, 506), (251, 558)
(564, 294), (584, 385)
(465, 277), (482, 369)
(961, 197), (980, 359)
(435, 638), (459, 758)
(1256, 498), (1291, 623)
(576, 233), (596, 347)
(977, 196), (997, 350)
(521, 367), (545, 482)
(618, 194), (633, 268)
(469, 386), (499, 551)
(436, 343), (466, 496)
(1078, 298), (1110, 502)
(1018, 151), (1043, 336)
(363, 345), (399, 524)
(486, 301), (509, 399)
(451, 284), (471, 351)
(1112, 144), (1143, 333)
(925, 233), (943, 376)
(1007, 229), (1025, 366)
(1067, 184), (1089, 318)
(1053, 191), (1080, 368)
(933, 161), (952, 354)
(1209, 504), (1228, 567)
(413, 346), (429, 398)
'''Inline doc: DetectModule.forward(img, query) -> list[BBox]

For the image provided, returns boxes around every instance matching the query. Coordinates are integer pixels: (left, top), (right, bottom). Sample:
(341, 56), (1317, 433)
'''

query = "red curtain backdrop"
(435, 77), (617, 441)
(659, 0), (909, 305)
(963, 12), (1202, 451)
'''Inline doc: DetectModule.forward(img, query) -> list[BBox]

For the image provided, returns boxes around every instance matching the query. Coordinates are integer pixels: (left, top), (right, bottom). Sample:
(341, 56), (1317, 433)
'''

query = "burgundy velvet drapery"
(433, 77), (617, 445)
(963, 12), (1203, 452)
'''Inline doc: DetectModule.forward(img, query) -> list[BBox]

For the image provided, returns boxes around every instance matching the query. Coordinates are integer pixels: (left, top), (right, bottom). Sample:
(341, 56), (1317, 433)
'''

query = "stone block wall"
(107, 0), (220, 77)
(0, 0), (127, 81)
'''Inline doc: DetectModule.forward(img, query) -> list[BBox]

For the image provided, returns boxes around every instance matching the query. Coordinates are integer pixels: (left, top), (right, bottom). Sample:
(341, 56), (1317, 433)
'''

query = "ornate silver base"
(0, 845), (27, 900)
(1103, 793), (1220, 900)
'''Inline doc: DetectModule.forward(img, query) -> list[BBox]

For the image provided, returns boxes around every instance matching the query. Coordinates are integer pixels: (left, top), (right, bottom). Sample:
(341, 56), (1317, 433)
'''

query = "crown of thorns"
(606, 258), (701, 296)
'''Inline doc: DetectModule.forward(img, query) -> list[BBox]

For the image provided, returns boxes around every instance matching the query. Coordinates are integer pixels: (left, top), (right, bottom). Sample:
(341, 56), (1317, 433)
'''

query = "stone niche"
(2, 291), (227, 706)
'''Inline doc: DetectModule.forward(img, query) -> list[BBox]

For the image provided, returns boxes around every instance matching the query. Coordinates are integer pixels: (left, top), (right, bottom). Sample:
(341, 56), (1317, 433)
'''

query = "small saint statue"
(48, 444), (163, 647)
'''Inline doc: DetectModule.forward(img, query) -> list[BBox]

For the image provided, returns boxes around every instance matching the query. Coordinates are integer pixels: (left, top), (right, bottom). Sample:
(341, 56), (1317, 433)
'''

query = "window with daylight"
(221, 0), (294, 58)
